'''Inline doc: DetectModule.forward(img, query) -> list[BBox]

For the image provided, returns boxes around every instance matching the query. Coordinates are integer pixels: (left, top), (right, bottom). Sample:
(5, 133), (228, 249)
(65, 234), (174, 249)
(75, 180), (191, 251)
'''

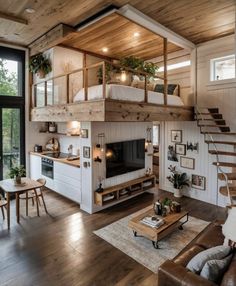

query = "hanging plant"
(29, 53), (52, 78)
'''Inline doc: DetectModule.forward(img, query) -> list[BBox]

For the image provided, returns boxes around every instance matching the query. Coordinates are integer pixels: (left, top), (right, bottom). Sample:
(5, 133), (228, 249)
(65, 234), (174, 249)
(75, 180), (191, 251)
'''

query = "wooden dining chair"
(19, 178), (48, 216)
(0, 198), (7, 219)
(34, 178), (48, 215)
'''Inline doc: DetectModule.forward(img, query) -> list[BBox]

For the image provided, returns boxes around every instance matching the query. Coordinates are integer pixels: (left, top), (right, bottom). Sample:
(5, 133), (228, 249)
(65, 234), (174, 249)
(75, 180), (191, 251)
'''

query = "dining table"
(0, 177), (43, 229)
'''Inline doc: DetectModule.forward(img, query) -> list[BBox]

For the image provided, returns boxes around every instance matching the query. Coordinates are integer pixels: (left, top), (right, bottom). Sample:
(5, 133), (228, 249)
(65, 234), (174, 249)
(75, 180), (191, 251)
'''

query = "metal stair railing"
(195, 105), (233, 206)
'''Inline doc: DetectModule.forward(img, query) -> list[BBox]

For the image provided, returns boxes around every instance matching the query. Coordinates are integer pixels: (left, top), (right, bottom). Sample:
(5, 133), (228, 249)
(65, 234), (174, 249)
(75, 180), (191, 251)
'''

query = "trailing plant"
(9, 165), (26, 179)
(29, 53), (52, 77)
(97, 63), (117, 84)
(167, 165), (189, 189)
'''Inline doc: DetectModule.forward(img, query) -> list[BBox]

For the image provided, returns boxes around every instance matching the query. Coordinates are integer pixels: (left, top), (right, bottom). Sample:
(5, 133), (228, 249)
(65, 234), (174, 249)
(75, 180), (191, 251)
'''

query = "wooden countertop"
(30, 151), (80, 168)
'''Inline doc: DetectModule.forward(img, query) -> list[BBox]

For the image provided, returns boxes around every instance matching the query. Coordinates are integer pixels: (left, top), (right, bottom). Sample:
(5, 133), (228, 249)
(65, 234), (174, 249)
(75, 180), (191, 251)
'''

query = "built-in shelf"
(39, 131), (80, 137)
(94, 175), (156, 206)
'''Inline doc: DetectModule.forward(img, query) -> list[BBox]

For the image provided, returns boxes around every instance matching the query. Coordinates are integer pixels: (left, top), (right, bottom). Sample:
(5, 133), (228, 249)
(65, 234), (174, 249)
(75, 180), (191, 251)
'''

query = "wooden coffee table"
(128, 206), (188, 249)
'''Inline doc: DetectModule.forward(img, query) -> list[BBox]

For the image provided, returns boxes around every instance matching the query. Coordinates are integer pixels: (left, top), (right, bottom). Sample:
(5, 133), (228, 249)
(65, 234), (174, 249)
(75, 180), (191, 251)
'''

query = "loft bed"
(30, 60), (194, 122)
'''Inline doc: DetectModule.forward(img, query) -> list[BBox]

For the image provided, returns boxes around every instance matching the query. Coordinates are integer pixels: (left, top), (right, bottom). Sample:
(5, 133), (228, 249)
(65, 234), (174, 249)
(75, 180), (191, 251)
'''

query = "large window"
(210, 55), (235, 81)
(0, 46), (25, 179)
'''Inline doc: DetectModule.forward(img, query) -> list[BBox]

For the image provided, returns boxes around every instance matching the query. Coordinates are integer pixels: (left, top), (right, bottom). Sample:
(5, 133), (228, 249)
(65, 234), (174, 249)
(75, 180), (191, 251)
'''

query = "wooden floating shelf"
(39, 131), (80, 136)
(94, 175), (156, 206)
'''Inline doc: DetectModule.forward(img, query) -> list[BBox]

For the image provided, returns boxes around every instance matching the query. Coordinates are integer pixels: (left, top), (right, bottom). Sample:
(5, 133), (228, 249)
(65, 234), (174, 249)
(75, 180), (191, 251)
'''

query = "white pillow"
(186, 245), (232, 274)
(222, 206), (236, 247)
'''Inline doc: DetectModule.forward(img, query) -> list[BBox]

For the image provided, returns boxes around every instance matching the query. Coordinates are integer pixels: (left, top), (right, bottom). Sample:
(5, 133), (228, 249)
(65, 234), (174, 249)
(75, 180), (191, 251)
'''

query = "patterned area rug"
(94, 207), (209, 273)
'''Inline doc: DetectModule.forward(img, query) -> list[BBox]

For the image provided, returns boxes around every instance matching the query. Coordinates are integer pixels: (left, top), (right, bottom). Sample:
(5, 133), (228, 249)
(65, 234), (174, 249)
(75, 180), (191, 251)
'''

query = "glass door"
(0, 46), (25, 180)
(0, 108), (23, 179)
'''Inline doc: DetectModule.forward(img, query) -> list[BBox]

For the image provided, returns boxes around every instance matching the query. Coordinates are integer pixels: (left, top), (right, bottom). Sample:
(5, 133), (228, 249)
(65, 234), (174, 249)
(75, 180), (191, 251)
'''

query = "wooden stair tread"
(209, 150), (236, 156)
(201, 132), (236, 135)
(199, 124), (227, 127)
(205, 140), (236, 145)
(219, 185), (236, 196)
(218, 173), (236, 180)
(196, 113), (221, 116)
(198, 119), (226, 122)
(213, 162), (236, 167)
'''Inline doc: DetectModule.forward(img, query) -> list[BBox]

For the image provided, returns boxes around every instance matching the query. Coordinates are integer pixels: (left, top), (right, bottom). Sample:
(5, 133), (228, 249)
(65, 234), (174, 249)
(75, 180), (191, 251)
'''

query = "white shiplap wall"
(160, 34), (236, 207)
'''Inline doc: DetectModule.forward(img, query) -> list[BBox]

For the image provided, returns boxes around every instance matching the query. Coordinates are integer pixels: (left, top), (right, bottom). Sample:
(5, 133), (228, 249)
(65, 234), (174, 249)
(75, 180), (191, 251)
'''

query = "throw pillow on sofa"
(200, 254), (233, 283)
(186, 245), (232, 274)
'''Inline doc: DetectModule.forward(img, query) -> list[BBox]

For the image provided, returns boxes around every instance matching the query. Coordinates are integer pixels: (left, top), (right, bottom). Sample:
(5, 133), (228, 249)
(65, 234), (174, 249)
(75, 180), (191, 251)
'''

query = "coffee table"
(128, 206), (188, 249)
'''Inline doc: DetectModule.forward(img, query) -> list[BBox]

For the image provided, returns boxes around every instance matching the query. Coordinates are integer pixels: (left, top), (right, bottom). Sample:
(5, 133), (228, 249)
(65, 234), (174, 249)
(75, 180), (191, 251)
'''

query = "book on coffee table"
(140, 216), (165, 228)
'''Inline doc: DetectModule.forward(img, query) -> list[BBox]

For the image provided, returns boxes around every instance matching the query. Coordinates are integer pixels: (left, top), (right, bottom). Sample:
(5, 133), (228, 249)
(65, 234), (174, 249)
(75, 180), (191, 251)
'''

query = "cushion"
(186, 245), (232, 274)
(154, 84), (178, 95)
(200, 254), (233, 283)
(131, 80), (155, 91)
(222, 207), (236, 247)
(174, 245), (205, 267)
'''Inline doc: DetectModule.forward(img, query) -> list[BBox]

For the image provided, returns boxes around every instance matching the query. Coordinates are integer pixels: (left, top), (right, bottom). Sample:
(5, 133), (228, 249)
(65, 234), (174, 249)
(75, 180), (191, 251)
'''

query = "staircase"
(196, 107), (236, 205)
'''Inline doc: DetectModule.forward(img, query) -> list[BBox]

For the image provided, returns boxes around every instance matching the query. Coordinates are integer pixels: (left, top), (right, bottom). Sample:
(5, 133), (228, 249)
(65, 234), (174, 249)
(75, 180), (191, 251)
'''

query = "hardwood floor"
(0, 188), (226, 286)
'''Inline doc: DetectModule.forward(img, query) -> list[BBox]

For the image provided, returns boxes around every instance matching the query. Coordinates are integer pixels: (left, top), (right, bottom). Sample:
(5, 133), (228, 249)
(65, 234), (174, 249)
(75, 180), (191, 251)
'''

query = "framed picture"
(186, 141), (199, 154)
(81, 129), (88, 138)
(167, 145), (178, 162)
(83, 146), (90, 158)
(180, 156), (195, 169)
(175, 144), (186, 155)
(191, 174), (206, 190)
(171, 130), (182, 143)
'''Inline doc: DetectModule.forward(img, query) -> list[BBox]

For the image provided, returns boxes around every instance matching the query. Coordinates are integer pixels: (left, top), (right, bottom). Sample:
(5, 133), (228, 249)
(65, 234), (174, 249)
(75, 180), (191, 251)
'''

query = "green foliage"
(0, 59), (17, 96)
(161, 197), (172, 206)
(97, 63), (117, 84)
(9, 165), (26, 178)
(29, 53), (52, 75)
(167, 165), (189, 189)
(120, 56), (159, 78)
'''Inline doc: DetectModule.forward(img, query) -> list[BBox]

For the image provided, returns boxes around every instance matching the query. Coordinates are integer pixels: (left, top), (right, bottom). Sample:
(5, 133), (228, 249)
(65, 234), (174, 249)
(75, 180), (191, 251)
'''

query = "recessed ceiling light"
(133, 32), (140, 37)
(25, 8), (36, 14)
(102, 47), (108, 53)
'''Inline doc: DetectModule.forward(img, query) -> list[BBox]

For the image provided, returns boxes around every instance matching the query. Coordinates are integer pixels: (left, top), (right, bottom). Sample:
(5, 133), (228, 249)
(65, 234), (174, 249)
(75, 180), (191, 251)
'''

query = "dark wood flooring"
(0, 188), (227, 286)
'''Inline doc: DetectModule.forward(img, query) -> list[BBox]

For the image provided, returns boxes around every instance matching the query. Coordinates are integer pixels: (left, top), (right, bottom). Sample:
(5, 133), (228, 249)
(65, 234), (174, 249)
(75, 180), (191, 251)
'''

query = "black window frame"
(0, 46), (25, 177)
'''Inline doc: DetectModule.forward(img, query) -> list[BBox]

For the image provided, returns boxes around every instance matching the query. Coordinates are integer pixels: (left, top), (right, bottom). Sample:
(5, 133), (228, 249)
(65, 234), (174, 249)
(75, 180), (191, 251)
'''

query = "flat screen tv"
(106, 139), (145, 178)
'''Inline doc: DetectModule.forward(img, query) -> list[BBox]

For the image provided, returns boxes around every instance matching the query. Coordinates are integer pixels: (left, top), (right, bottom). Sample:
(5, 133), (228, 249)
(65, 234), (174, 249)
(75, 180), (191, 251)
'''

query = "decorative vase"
(14, 176), (21, 185)
(173, 187), (182, 198)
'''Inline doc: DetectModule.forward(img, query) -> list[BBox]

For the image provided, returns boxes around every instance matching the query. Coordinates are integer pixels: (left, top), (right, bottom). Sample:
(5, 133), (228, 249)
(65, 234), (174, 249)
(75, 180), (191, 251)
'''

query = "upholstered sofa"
(158, 222), (236, 286)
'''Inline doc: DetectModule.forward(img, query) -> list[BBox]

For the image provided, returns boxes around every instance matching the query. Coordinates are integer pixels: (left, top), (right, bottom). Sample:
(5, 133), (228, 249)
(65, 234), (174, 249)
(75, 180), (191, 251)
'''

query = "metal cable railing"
(195, 105), (232, 206)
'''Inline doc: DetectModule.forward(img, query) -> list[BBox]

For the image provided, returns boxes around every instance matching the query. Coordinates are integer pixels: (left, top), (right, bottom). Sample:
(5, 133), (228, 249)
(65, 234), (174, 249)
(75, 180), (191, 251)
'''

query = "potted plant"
(29, 53), (52, 78)
(167, 165), (189, 198)
(9, 165), (26, 185)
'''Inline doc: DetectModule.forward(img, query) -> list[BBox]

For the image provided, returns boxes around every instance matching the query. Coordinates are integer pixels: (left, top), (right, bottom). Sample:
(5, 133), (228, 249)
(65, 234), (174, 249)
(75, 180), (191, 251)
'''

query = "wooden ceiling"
(0, 0), (235, 47)
(62, 13), (181, 60)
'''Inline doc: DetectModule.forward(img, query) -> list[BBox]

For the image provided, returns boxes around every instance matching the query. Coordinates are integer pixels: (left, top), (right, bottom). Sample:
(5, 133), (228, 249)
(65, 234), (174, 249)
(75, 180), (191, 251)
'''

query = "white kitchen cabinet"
(29, 154), (81, 204)
(30, 155), (41, 180)
(54, 161), (81, 203)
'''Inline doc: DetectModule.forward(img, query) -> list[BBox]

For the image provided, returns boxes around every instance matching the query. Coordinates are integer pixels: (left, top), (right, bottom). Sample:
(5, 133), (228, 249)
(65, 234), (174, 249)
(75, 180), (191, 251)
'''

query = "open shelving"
(94, 174), (156, 206)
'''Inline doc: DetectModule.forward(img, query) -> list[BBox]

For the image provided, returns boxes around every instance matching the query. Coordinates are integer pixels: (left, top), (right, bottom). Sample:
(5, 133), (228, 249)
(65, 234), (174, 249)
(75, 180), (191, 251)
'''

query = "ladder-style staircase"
(196, 107), (236, 205)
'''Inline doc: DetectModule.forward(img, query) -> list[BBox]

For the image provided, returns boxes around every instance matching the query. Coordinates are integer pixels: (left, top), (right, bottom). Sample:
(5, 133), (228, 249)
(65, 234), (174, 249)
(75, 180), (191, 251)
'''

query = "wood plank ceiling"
(0, 0), (235, 48)
(62, 13), (181, 60)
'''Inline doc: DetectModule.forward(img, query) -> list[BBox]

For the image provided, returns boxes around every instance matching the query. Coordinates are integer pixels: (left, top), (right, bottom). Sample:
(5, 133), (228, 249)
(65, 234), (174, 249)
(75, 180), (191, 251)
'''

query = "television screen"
(106, 139), (145, 178)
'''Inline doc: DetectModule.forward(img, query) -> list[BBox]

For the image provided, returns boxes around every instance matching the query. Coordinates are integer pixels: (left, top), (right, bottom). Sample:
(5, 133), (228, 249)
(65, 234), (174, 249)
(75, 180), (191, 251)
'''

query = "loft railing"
(195, 105), (232, 206)
(31, 60), (166, 108)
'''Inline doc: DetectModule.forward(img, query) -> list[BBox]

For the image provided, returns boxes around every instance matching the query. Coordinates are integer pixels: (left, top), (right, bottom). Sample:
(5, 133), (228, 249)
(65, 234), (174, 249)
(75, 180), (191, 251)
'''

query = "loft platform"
(31, 99), (194, 122)
(30, 60), (194, 122)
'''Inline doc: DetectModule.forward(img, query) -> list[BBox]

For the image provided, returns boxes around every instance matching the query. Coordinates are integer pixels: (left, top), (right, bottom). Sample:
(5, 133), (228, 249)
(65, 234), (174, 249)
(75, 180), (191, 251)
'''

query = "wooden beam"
(31, 101), (105, 122)
(29, 24), (76, 56)
(105, 100), (194, 122)
(0, 12), (28, 25)
(163, 38), (168, 105)
(118, 5), (195, 51)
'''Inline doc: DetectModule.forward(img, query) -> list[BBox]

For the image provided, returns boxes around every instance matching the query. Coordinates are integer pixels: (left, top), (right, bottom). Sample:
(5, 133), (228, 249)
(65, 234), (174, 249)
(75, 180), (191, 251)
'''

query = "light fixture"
(102, 47), (108, 53)
(133, 32), (140, 37)
(120, 71), (127, 82)
(25, 8), (36, 13)
(145, 127), (152, 152)
(94, 133), (105, 163)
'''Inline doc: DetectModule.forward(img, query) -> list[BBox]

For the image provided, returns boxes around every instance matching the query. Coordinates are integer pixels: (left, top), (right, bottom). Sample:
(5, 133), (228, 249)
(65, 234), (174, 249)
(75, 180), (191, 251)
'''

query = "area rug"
(94, 206), (210, 273)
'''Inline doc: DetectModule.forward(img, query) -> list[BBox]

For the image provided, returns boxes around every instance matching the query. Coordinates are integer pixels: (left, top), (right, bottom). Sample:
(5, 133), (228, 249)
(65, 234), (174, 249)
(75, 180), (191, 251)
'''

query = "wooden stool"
(0, 199), (7, 219)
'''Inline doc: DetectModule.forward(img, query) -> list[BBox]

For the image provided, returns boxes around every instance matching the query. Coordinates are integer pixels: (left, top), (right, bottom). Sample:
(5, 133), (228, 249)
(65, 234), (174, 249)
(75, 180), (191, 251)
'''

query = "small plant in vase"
(167, 165), (189, 198)
(9, 165), (26, 185)
(29, 53), (52, 78)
